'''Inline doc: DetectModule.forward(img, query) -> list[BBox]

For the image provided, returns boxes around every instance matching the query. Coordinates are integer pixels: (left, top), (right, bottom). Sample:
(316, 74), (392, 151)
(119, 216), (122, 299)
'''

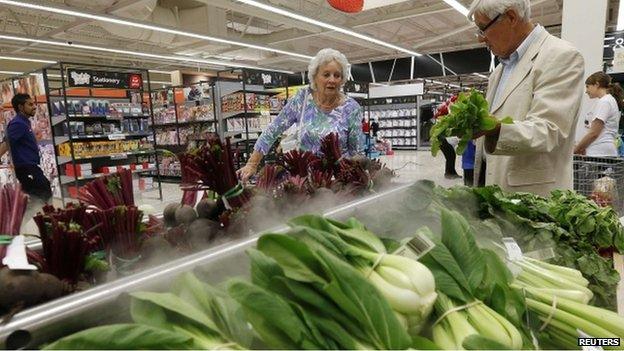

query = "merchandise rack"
(215, 69), (289, 168)
(150, 82), (218, 181)
(43, 62), (163, 202)
(368, 96), (419, 150)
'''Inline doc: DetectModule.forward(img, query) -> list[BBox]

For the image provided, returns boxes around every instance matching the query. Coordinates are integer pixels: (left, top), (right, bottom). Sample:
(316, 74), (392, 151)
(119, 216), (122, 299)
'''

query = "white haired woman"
(237, 48), (364, 182)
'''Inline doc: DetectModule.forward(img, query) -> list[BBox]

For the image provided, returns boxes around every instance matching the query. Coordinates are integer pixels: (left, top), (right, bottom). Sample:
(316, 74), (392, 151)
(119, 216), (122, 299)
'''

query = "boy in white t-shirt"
(575, 72), (623, 156)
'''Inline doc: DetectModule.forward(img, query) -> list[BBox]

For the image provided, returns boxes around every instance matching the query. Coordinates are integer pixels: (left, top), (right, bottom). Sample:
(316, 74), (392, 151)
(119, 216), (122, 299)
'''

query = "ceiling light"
(618, 1), (624, 31)
(473, 72), (488, 79)
(150, 81), (172, 85)
(0, 70), (23, 75)
(0, 0), (312, 60)
(441, 0), (469, 16)
(236, 0), (422, 57)
(0, 55), (56, 63)
(0, 34), (295, 74)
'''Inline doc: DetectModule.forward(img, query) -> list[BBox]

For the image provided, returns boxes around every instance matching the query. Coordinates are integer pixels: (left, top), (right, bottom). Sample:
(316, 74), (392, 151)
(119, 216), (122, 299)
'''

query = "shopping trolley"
(573, 155), (624, 215)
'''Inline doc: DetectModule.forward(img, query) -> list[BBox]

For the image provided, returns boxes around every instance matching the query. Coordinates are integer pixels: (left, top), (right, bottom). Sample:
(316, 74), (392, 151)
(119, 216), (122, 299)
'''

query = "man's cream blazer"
(474, 29), (585, 197)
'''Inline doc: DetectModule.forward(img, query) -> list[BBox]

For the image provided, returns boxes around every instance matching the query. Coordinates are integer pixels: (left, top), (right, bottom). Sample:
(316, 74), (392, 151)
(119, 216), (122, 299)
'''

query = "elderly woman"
(237, 48), (364, 182)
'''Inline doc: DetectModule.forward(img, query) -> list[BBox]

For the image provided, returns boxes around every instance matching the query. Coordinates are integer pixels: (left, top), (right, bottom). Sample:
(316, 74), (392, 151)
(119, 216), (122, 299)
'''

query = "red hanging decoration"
(327, 0), (364, 13)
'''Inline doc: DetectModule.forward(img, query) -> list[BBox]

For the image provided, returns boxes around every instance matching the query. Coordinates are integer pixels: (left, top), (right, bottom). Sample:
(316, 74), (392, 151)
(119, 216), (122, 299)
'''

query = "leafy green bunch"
(430, 90), (512, 156)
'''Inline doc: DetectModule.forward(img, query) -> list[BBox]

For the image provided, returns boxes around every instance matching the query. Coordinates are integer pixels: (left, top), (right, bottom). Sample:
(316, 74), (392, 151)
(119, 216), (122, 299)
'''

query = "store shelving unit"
(215, 69), (289, 168)
(43, 62), (163, 202)
(150, 82), (218, 181)
(368, 95), (419, 150)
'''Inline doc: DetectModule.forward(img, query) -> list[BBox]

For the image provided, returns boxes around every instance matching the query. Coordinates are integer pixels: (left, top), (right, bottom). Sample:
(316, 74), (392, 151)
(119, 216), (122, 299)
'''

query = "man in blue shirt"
(6, 93), (51, 202)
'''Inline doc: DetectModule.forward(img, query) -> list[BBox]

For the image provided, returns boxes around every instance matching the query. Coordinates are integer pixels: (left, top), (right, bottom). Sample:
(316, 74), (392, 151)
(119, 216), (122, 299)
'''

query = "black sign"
(243, 69), (287, 87)
(67, 69), (143, 89)
(344, 80), (369, 94)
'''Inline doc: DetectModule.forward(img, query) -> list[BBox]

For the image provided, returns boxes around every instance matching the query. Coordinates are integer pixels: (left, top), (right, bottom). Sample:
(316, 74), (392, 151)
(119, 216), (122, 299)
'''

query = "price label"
(393, 231), (435, 260)
(110, 153), (128, 160)
(502, 237), (523, 261)
(108, 134), (126, 140)
(2, 235), (37, 270)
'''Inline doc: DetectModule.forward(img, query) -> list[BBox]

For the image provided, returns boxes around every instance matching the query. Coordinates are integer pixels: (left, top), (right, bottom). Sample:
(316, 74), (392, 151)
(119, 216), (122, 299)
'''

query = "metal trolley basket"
(573, 155), (624, 215)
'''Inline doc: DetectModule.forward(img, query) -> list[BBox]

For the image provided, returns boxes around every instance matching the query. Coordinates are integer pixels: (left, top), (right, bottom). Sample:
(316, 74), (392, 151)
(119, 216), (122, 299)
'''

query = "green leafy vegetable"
(430, 90), (513, 156)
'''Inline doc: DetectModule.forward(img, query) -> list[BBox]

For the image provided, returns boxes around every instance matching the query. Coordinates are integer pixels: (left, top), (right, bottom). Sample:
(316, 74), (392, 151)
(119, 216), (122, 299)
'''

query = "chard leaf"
(227, 279), (320, 350)
(257, 233), (326, 284)
(315, 248), (412, 350)
(440, 209), (485, 294)
(44, 324), (193, 350)
(130, 292), (219, 332)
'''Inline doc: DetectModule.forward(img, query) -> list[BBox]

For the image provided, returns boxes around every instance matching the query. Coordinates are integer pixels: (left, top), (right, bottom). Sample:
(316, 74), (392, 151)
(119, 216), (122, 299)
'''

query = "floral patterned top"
(254, 87), (364, 156)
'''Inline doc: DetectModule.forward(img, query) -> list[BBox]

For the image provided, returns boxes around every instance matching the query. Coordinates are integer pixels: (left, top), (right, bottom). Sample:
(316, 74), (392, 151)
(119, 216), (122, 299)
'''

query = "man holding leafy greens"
(468, 0), (584, 197)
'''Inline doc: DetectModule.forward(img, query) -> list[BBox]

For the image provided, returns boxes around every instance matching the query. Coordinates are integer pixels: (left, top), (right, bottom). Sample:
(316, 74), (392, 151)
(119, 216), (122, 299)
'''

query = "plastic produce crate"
(573, 155), (624, 215)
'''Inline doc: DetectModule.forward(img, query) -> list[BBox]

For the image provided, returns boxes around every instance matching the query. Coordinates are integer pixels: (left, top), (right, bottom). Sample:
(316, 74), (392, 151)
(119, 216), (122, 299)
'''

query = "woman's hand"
(237, 162), (258, 183)
(574, 145), (586, 155)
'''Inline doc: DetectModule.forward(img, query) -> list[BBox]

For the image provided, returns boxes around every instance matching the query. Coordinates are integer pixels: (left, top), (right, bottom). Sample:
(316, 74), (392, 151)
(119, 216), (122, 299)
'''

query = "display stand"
(215, 69), (289, 168)
(150, 82), (217, 181)
(368, 81), (424, 151)
(42, 62), (163, 202)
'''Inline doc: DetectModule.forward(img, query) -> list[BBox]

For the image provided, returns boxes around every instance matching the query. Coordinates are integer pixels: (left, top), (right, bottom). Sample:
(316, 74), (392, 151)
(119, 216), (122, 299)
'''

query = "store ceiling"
(0, 0), (619, 79)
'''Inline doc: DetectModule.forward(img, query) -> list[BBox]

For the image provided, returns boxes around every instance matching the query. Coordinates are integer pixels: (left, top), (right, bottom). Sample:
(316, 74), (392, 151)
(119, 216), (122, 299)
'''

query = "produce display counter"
(0, 183), (413, 349)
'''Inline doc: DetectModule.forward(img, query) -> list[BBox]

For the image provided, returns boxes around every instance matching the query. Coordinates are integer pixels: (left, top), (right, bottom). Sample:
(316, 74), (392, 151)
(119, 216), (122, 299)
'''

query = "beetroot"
(163, 203), (180, 227)
(195, 199), (220, 220)
(174, 205), (197, 226)
(186, 218), (220, 248)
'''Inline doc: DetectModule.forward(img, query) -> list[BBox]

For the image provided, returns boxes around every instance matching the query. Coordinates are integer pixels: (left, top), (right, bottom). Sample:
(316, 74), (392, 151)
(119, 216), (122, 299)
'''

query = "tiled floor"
(20, 150), (466, 234)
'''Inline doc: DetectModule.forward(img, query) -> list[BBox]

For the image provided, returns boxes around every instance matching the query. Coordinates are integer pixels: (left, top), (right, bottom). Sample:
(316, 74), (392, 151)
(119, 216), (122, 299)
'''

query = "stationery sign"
(67, 69), (143, 89)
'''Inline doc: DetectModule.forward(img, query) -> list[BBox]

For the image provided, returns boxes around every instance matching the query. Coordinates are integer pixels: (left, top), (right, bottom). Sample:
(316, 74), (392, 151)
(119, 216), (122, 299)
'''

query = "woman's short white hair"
(468, 0), (531, 22)
(307, 48), (350, 91)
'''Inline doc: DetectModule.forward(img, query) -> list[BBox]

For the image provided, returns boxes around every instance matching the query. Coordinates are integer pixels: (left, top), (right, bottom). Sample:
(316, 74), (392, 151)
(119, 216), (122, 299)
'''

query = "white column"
(561, 0), (608, 141)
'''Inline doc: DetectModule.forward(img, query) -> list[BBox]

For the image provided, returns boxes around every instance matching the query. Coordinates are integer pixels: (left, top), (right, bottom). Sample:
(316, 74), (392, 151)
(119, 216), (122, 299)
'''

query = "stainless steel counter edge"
(0, 182), (414, 346)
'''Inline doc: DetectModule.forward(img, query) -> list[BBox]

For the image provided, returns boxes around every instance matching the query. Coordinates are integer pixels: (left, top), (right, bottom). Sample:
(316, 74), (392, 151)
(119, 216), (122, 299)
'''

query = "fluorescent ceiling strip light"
(150, 81), (172, 84)
(618, 0), (624, 31)
(0, 55), (56, 63)
(0, 70), (23, 75)
(0, 0), (312, 60)
(441, 0), (469, 16)
(0, 34), (295, 74)
(473, 72), (488, 79)
(235, 0), (422, 57)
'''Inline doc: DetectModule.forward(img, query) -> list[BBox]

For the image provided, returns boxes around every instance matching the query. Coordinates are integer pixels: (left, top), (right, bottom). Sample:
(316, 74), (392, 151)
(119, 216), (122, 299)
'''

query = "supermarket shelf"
(379, 126), (416, 130)
(60, 167), (157, 185)
(227, 89), (279, 95)
(376, 116), (417, 120)
(50, 96), (133, 100)
(152, 119), (215, 127)
(54, 136), (69, 144)
(51, 116), (65, 126)
(56, 150), (156, 164)
(222, 110), (279, 119)
(393, 146), (418, 149)
(379, 136), (417, 139)
(65, 132), (152, 141)
(224, 129), (262, 136)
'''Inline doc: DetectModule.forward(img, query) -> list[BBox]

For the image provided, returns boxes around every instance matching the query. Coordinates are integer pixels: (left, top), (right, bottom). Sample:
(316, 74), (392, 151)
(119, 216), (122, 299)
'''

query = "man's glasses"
(475, 13), (502, 38)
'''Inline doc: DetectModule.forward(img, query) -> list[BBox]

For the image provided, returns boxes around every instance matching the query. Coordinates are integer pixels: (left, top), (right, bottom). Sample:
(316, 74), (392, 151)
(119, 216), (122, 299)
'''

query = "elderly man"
(469, 0), (585, 197)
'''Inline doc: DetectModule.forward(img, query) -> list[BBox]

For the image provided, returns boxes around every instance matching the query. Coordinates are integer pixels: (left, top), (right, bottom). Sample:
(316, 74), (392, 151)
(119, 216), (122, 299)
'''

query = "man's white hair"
(467, 0), (531, 22)
(307, 48), (350, 91)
